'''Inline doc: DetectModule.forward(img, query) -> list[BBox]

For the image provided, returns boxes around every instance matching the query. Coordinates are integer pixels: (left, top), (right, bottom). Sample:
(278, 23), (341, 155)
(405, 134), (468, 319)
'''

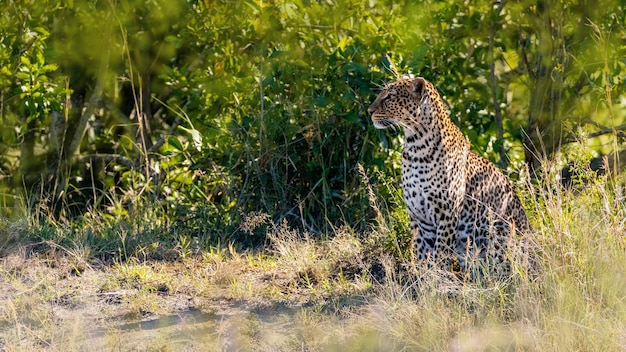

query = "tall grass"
(356, 156), (626, 351)
(1, 154), (626, 351)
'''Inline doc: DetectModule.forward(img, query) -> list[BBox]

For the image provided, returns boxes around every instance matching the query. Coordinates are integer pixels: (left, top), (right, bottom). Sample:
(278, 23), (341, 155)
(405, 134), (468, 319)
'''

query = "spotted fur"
(368, 77), (530, 274)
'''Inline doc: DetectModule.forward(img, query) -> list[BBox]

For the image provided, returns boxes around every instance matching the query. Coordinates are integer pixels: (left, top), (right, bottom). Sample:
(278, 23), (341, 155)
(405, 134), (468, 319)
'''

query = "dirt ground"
(0, 250), (379, 351)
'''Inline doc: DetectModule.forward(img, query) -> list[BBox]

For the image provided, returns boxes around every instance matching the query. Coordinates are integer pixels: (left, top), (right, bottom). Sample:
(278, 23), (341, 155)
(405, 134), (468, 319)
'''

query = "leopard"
(368, 76), (531, 275)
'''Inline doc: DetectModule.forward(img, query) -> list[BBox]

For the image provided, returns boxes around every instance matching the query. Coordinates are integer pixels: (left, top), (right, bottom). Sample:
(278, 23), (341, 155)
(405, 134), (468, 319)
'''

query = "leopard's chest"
(401, 145), (442, 225)
(400, 136), (469, 228)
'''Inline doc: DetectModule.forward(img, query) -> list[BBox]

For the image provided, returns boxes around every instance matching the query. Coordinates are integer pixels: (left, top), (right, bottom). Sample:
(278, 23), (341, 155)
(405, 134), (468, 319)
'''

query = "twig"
(147, 99), (189, 153)
(79, 153), (138, 168)
(66, 44), (109, 159)
(563, 122), (626, 144)
(489, 1), (507, 169)
(382, 52), (399, 79)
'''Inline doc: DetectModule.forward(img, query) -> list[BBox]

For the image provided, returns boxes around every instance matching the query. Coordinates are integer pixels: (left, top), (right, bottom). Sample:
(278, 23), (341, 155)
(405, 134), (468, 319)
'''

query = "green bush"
(1, 0), (625, 251)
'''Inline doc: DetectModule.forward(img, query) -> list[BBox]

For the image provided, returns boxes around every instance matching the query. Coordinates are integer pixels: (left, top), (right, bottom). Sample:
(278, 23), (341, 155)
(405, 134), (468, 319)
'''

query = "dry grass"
(1, 161), (626, 350)
(351, 161), (626, 351)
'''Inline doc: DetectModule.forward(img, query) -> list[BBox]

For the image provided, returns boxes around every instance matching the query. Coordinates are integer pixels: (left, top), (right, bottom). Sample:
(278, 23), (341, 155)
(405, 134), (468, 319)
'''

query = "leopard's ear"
(410, 77), (425, 98)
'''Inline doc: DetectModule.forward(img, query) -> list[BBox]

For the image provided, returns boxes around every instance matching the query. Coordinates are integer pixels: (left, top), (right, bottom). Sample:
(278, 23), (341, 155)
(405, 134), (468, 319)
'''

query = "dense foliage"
(1, 0), (625, 249)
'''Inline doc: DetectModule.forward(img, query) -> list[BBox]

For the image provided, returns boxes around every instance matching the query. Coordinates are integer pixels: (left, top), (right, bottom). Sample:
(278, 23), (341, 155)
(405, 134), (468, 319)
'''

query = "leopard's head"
(367, 77), (431, 129)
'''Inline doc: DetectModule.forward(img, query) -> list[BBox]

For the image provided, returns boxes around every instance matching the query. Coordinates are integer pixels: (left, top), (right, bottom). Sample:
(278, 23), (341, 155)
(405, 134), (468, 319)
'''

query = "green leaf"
(344, 112), (361, 124)
(190, 129), (203, 152)
(33, 26), (50, 37)
(16, 72), (30, 80)
(338, 35), (351, 50)
(244, 0), (260, 14)
(178, 126), (203, 151)
(503, 50), (519, 71)
(42, 64), (59, 73)
(36, 51), (45, 65)
(168, 136), (185, 151)
(26, 113), (40, 124)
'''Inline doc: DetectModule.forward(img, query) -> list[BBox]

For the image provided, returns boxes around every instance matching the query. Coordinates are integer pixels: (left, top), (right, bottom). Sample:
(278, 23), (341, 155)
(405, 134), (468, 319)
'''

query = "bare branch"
(65, 31), (111, 160)
(381, 52), (399, 79)
(563, 122), (626, 144)
(518, 31), (534, 80)
(489, 1), (506, 169)
(79, 153), (137, 168)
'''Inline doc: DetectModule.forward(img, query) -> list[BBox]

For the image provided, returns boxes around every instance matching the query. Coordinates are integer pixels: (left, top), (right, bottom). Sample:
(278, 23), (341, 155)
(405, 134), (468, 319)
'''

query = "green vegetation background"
(3, 2), (626, 350)
(1, 0), (625, 257)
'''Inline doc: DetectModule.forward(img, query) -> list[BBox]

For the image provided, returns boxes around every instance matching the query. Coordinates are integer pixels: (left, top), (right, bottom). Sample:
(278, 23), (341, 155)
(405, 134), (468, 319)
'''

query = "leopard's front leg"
(409, 213), (439, 267)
